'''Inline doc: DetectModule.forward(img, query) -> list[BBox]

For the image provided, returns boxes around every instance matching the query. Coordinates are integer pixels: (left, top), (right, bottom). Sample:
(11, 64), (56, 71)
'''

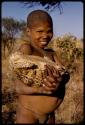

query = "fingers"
(52, 66), (62, 80)
(45, 76), (56, 84)
(43, 78), (54, 87)
(39, 86), (52, 95)
(44, 65), (53, 76)
(44, 65), (62, 82)
(43, 77), (57, 91)
(44, 65), (61, 78)
(42, 64), (63, 94)
(42, 83), (56, 91)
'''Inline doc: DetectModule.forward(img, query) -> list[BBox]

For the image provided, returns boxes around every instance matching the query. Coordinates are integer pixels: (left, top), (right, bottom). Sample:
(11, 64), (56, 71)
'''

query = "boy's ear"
(26, 28), (30, 35)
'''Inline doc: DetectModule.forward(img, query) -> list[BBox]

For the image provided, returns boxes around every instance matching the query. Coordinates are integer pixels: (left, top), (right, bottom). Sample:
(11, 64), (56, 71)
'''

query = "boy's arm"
(15, 78), (39, 95)
(14, 77), (52, 95)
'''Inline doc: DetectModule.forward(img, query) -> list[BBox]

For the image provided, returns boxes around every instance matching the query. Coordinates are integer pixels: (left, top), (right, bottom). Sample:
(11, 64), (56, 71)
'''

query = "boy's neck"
(30, 43), (45, 57)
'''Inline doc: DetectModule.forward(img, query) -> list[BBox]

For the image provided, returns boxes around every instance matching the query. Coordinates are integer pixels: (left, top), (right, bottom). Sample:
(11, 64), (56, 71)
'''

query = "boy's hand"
(42, 65), (62, 93)
(14, 77), (52, 95)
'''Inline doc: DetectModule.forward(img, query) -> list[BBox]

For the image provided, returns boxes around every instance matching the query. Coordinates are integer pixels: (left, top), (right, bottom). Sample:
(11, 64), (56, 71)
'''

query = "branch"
(20, 1), (63, 13)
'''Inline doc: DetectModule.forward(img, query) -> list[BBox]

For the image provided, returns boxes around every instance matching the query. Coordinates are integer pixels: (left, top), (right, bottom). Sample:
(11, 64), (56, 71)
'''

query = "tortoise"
(9, 52), (66, 87)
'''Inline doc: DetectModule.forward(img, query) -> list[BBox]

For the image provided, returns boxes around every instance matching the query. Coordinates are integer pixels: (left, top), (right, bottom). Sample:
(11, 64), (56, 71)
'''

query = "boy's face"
(27, 21), (53, 49)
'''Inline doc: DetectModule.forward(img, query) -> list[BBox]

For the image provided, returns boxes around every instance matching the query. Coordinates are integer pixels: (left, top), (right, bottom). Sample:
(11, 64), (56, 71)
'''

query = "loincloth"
(9, 52), (66, 87)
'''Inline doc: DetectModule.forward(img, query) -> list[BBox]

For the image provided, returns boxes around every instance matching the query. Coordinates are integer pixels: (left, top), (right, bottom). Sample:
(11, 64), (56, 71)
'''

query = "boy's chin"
(39, 44), (48, 49)
(40, 45), (47, 49)
(31, 42), (47, 50)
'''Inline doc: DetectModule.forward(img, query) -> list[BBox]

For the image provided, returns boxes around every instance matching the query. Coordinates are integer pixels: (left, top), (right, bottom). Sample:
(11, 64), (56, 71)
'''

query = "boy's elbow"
(15, 87), (23, 94)
(15, 82), (25, 95)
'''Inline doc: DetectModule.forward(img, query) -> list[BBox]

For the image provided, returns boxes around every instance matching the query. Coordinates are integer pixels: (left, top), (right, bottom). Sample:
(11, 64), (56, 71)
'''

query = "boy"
(10, 10), (70, 124)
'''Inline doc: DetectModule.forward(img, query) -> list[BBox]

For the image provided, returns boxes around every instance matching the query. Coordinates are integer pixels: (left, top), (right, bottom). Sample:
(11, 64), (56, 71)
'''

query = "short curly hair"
(27, 9), (53, 28)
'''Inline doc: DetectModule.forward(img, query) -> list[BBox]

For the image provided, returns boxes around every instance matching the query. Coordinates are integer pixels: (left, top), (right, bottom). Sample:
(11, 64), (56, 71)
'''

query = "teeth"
(40, 42), (47, 44)
(41, 42), (46, 43)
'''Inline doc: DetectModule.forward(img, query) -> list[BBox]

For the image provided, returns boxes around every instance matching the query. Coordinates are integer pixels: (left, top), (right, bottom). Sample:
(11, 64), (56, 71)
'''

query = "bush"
(48, 34), (83, 74)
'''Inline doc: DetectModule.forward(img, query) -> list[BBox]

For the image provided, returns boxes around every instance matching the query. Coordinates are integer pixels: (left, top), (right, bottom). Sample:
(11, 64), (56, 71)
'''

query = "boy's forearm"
(15, 79), (39, 95)
(16, 85), (39, 95)
(14, 78), (53, 95)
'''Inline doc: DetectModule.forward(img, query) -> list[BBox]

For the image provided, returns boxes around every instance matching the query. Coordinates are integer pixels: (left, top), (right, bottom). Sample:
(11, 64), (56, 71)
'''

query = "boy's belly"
(18, 95), (62, 115)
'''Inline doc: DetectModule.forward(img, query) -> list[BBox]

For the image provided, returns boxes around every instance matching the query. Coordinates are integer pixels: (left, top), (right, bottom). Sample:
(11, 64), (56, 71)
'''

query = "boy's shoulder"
(12, 38), (31, 52)
(17, 39), (32, 55)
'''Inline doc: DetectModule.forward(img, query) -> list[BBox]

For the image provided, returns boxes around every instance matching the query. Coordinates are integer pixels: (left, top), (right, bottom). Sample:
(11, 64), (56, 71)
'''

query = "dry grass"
(55, 61), (84, 124)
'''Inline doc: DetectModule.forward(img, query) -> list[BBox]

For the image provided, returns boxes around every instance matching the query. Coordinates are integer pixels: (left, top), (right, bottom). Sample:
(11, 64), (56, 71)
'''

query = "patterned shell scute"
(9, 52), (66, 87)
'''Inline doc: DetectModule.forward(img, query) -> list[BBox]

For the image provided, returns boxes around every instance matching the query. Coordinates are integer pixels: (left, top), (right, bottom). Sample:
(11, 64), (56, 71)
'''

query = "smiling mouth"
(40, 41), (48, 45)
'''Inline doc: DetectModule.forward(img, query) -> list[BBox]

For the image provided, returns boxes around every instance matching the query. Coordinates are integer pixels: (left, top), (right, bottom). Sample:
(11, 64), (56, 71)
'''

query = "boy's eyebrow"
(30, 28), (45, 31)
(33, 29), (53, 33)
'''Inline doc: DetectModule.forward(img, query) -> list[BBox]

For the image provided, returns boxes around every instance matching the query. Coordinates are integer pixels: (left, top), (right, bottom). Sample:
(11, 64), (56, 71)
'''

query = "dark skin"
(14, 20), (68, 124)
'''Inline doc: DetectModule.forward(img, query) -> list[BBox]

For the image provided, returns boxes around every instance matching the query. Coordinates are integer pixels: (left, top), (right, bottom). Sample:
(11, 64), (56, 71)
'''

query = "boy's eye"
(36, 30), (52, 33)
(37, 30), (43, 33)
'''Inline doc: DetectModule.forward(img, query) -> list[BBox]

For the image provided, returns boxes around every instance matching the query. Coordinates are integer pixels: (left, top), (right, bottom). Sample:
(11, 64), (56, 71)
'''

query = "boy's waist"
(18, 95), (60, 114)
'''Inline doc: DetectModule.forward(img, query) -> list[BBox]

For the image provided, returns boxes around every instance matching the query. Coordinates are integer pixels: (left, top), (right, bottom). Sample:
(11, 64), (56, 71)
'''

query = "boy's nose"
(42, 33), (48, 38)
